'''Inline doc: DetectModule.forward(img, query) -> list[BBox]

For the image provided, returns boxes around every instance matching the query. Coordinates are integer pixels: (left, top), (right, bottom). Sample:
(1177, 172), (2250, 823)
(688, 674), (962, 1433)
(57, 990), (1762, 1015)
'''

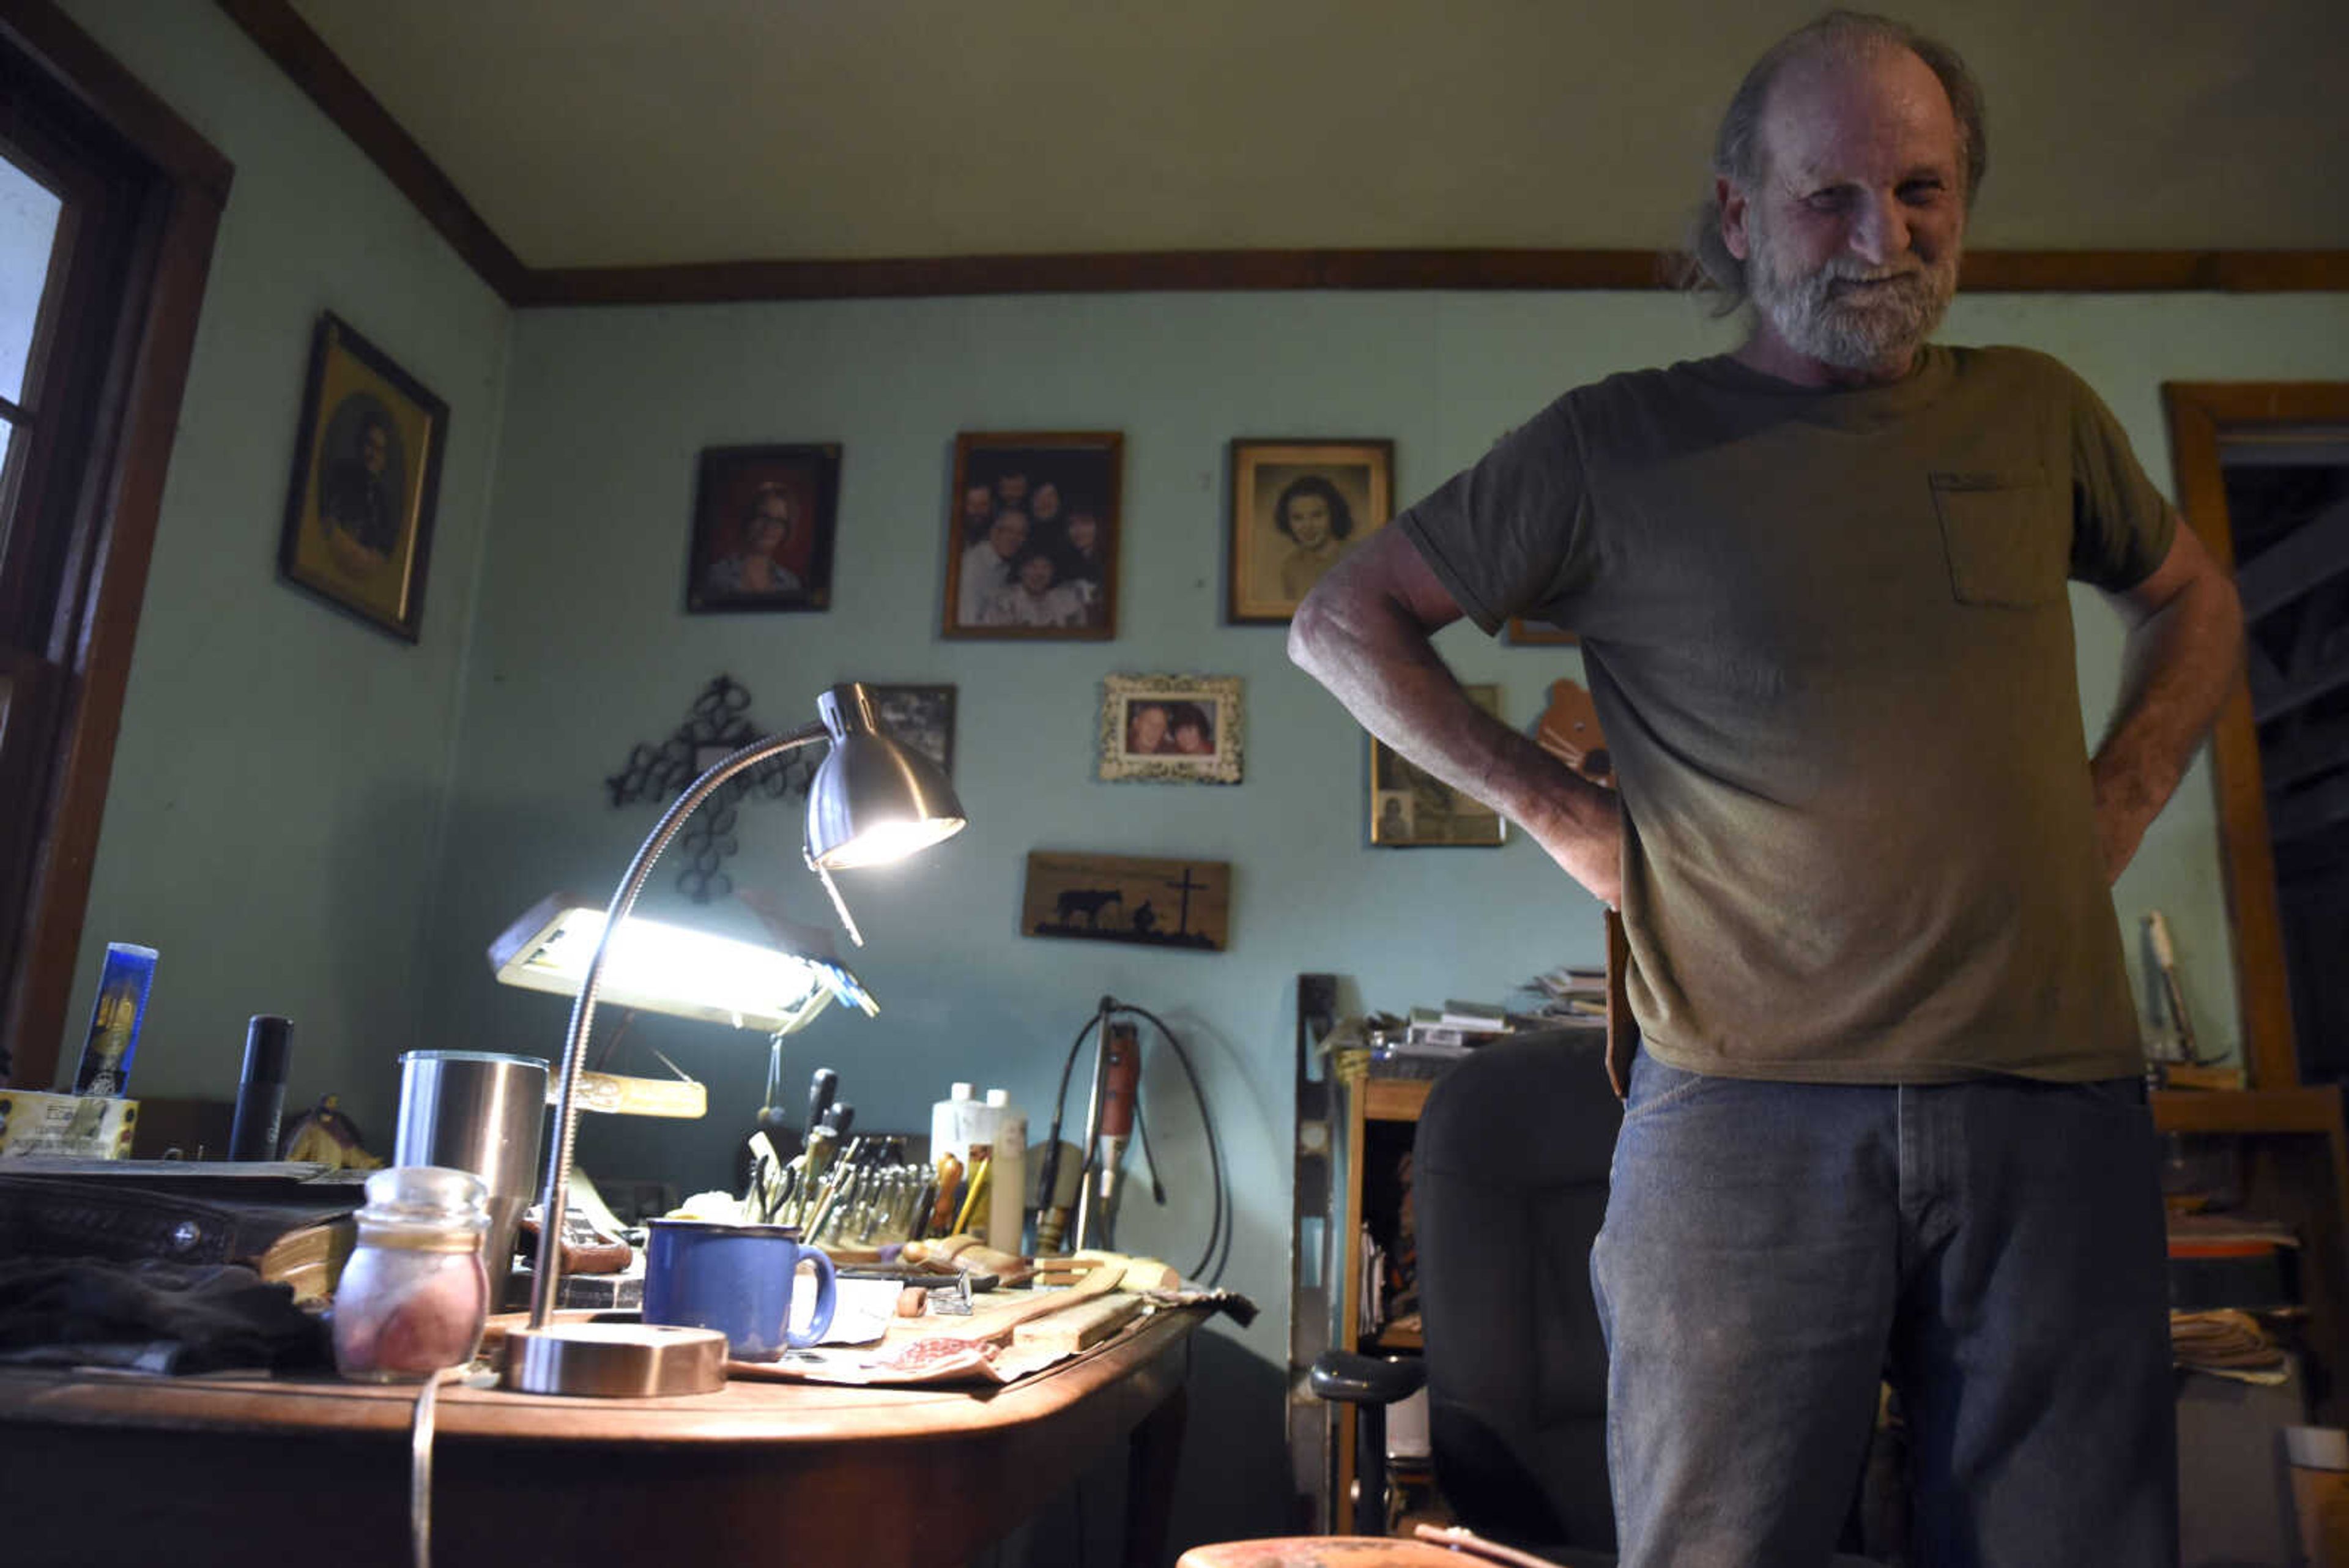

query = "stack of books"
(1528, 965), (1608, 1020)
(2168, 1212), (2300, 1313)
(1406, 1000), (1515, 1049)
(1368, 1001), (1524, 1079)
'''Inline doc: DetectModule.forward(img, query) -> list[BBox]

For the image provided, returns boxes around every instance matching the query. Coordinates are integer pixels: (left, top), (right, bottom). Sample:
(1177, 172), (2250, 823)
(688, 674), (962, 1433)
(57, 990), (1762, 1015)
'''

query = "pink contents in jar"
(332, 1165), (491, 1383)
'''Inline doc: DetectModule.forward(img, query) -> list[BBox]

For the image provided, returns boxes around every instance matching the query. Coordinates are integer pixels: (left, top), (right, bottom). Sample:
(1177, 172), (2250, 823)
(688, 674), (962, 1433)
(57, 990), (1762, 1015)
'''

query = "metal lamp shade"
(806, 683), (967, 869)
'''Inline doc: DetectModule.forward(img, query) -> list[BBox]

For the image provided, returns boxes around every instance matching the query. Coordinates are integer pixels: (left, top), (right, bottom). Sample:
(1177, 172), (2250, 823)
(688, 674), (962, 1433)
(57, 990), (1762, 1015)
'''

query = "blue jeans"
(1590, 1050), (2177, 1568)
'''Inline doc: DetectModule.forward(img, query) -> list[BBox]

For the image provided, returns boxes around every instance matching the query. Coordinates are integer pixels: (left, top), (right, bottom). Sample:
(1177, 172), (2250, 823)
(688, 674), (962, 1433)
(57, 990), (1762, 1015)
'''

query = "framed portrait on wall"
(1370, 683), (1506, 847)
(1228, 437), (1393, 624)
(685, 444), (841, 613)
(943, 431), (1121, 640)
(275, 313), (449, 643)
(1098, 673), (1242, 784)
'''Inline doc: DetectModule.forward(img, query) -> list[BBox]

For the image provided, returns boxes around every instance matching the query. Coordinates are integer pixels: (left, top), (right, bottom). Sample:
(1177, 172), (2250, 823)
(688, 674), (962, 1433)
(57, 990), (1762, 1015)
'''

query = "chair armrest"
(1308, 1350), (1427, 1407)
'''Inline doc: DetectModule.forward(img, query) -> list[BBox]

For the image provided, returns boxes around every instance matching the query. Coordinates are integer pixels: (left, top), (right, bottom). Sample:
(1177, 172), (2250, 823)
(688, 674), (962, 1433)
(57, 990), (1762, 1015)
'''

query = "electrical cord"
(1034, 1008), (1106, 1241)
(1118, 1000), (1230, 1284)
(1040, 995), (1230, 1284)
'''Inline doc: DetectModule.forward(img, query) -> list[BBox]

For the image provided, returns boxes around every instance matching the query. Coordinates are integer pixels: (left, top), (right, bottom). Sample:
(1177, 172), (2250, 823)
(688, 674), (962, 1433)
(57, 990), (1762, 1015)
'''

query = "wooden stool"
(1177, 1539), (1488, 1568)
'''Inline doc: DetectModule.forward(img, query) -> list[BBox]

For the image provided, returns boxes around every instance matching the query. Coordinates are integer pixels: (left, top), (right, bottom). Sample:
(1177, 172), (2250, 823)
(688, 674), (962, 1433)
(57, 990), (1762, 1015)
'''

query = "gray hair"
(1683, 10), (1987, 314)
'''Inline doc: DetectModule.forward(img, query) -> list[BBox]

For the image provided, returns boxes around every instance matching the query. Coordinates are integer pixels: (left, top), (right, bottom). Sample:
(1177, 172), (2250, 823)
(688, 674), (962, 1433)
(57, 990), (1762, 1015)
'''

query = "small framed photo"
(276, 313), (449, 643)
(867, 683), (957, 779)
(1507, 617), (1578, 646)
(1099, 674), (1242, 785)
(1370, 683), (1506, 847)
(685, 444), (841, 613)
(944, 431), (1121, 640)
(1228, 438), (1394, 623)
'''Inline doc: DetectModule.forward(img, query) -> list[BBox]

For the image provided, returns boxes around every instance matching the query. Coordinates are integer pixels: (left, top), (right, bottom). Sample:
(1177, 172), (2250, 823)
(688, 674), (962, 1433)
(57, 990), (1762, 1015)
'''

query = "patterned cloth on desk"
(0, 1257), (329, 1373)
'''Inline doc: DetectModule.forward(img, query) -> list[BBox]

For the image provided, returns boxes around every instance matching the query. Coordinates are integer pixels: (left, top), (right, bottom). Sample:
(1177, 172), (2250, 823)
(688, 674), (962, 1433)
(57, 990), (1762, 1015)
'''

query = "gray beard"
(1748, 242), (1958, 372)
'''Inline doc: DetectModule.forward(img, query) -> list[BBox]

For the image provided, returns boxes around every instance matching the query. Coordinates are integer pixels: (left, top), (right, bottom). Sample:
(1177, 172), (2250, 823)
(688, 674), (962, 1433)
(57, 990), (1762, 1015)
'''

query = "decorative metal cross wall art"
(606, 675), (817, 902)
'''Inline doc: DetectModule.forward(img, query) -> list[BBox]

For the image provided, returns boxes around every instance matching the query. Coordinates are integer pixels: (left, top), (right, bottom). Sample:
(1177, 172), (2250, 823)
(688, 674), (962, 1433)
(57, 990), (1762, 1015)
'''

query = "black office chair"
(1409, 1027), (1621, 1555)
(1184, 1028), (1623, 1568)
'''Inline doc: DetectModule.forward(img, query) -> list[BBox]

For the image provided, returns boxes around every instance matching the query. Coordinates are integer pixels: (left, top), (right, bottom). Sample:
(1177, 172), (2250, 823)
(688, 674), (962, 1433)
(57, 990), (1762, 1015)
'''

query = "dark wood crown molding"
(209, 0), (2349, 307)
(516, 247), (2349, 307)
(213, 0), (529, 304)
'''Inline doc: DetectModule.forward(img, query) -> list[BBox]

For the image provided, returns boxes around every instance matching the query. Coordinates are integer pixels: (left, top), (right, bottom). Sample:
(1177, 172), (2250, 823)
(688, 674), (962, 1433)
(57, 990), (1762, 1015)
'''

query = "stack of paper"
(2171, 1308), (2291, 1386)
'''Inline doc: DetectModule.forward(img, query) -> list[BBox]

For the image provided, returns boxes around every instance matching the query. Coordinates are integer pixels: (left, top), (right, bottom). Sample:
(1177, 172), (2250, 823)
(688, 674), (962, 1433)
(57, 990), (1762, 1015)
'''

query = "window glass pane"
(0, 416), (20, 572)
(0, 156), (65, 409)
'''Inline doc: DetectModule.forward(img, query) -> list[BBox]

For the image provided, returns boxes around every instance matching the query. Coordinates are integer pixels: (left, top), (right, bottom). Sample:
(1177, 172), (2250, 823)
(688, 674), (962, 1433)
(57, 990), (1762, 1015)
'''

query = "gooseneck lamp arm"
(525, 722), (828, 1333)
(506, 682), (963, 1395)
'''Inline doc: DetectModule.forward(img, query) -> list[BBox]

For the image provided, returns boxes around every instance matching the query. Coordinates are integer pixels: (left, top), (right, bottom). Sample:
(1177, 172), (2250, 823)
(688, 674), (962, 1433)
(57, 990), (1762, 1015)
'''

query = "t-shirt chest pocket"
(1929, 470), (2068, 608)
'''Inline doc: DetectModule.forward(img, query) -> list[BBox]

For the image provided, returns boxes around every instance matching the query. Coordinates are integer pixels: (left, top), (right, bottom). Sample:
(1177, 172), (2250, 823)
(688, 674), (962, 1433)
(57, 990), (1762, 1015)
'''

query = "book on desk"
(0, 1159), (364, 1306)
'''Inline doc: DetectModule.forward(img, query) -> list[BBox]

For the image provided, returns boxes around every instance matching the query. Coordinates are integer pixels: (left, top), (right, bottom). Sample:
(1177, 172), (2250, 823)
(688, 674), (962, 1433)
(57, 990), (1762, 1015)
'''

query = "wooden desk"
(0, 1304), (1205, 1568)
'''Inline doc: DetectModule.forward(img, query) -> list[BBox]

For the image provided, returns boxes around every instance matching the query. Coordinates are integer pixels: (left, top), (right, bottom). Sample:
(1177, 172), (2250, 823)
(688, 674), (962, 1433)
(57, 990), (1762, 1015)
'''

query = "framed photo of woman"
(1228, 438), (1393, 624)
(685, 444), (841, 613)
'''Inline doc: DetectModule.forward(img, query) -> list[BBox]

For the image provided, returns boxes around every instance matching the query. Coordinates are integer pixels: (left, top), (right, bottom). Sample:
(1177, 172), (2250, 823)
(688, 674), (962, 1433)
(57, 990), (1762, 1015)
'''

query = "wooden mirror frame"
(2161, 381), (2349, 1091)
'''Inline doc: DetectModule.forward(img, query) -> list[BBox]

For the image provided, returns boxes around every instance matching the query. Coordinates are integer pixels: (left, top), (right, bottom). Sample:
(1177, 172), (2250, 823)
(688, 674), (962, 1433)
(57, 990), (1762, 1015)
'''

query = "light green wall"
(32, 3), (2349, 1553)
(431, 287), (2348, 1547)
(50, 0), (510, 1127)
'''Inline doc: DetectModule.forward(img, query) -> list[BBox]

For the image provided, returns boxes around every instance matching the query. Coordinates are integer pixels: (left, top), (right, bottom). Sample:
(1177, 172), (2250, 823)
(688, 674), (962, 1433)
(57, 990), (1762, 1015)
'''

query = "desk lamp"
(502, 682), (965, 1397)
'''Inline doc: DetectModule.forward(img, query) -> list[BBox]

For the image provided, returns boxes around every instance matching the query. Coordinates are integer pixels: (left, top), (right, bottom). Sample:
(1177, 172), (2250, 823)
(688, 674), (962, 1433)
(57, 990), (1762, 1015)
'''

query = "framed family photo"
(685, 444), (841, 613)
(867, 683), (957, 779)
(944, 431), (1121, 641)
(276, 313), (449, 643)
(1371, 683), (1507, 847)
(1228, 437), (1393, 624)
(1099, 673), (1242, 785)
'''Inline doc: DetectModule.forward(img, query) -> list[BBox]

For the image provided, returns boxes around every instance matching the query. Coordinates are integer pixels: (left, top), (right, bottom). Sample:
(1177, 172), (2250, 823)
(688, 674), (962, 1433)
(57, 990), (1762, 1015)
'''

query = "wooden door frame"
(2161, 381), (2349, 1092)
(0, 1), (231, 1088)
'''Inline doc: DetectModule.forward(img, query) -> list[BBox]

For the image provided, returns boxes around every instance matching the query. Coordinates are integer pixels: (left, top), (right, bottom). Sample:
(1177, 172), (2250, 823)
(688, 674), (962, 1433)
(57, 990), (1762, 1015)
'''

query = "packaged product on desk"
(72, 942), (157, 1096)
(0, 1090), (138, 1159)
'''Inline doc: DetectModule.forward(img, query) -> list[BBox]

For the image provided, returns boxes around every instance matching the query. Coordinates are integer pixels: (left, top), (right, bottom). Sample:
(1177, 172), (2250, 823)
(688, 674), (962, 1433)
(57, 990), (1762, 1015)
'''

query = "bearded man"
(1290, 12), (2241, 1566)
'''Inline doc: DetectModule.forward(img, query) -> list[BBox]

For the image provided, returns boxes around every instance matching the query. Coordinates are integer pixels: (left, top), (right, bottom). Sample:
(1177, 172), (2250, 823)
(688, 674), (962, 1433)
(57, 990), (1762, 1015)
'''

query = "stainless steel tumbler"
(393, 1050), (549, 1313)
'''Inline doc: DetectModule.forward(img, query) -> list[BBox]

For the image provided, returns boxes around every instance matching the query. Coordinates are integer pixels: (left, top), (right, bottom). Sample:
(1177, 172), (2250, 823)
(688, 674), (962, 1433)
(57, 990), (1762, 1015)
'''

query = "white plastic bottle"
(930, 1080), (978, 1165)
(929, 1082), (985, 1235)
(984, 1087), (1028, 1255)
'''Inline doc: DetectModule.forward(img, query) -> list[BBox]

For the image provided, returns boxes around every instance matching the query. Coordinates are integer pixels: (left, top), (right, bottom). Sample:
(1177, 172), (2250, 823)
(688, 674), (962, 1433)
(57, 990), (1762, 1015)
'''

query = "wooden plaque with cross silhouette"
(1020, 850), (1230, 953)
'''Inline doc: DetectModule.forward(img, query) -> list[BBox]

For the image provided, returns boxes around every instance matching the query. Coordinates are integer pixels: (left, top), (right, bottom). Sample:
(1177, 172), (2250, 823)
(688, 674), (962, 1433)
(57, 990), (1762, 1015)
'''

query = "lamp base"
(501, 1321), (729, 1397)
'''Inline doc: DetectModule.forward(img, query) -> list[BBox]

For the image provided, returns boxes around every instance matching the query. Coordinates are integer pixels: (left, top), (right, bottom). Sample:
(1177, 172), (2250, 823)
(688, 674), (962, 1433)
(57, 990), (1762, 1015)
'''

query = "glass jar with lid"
(332, 1165), (492, 1383)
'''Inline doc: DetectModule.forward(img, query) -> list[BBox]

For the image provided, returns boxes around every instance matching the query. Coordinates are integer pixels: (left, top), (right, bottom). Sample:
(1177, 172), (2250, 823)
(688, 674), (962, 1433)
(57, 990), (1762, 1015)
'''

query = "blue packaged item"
(73, 942), (158, 1096)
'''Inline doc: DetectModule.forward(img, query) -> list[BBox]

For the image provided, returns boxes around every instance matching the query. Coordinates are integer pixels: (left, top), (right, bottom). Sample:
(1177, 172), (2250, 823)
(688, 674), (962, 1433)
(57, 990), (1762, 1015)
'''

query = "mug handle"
(787, 1248), (837, 1349)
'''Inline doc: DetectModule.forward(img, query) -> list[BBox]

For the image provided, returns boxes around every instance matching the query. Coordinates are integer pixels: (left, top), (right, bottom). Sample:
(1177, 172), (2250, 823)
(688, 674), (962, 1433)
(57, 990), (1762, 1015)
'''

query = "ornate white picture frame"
(1098, 674), (1243, 785)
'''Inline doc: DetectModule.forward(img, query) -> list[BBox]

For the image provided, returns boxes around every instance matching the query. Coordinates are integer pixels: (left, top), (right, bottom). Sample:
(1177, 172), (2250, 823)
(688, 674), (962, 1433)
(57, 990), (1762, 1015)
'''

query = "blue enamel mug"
(640, 1219), (837, 1361)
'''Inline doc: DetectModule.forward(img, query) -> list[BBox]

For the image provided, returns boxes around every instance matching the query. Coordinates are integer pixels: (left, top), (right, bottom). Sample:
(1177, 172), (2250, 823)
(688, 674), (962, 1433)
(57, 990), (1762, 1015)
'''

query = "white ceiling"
(282, 0), (2349, 270)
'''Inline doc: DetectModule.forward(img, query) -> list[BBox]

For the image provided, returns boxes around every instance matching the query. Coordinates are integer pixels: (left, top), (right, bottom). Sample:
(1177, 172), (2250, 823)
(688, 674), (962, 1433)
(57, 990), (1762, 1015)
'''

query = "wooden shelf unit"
(1329, 1070), (1436, 1534)
(2156, 1083), (2349, 1420)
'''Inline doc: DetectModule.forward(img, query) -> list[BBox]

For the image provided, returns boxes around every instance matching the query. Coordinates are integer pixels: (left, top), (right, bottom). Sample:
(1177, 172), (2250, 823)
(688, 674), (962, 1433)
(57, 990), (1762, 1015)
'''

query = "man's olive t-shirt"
(1399, 345), (2176, 1083)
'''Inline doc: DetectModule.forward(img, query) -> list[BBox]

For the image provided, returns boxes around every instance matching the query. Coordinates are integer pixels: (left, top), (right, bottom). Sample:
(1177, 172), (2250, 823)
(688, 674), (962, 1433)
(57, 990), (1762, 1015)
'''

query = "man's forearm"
(2092, 565), (2244, 880)
(1290, 583), (1622, 901)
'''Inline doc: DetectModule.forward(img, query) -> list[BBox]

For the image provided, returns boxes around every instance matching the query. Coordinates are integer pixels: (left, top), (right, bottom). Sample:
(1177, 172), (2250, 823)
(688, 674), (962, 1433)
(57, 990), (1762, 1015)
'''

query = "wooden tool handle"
(933, 1254), (1121, 1343)
(560, 1072), (707, 1120)
(904, 1234), (1027, 1277)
